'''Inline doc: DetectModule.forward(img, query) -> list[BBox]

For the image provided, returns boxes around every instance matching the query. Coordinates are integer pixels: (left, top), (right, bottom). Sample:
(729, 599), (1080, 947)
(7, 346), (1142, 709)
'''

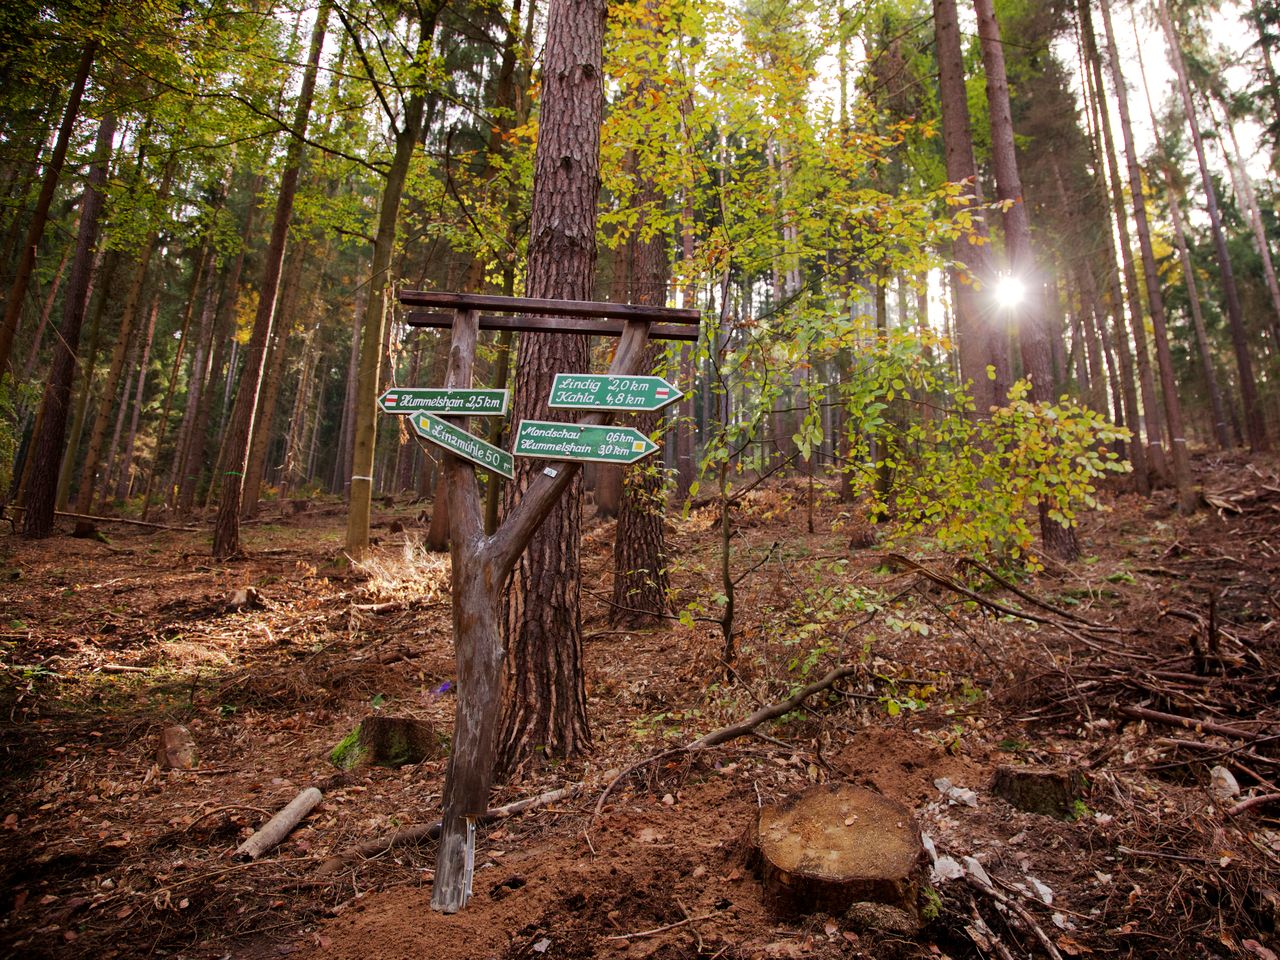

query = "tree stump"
(329, 716), (442, 769)
(991, 764), (1083, 819)
(751, 784), (923, 917)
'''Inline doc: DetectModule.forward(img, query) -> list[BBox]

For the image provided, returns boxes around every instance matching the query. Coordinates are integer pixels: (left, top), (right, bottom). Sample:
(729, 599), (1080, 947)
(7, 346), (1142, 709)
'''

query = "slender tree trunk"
(1081, 0), (1168, 484)
(934, 0), (1006, 411)
(1167, 186), (1231, 449)
(113, 293), (159, 502)
(213, 3), (328, 558)
(21, 242), (71, 379)
(22, 112), (117, 538)
(1098, 0), (1195, 511)
(975, 0), (1077, 559)
(0, 39), (96, 382)
(496, 0), (606, 779)
(333, 279), (365, 495)
(242, 247), (306, 517)
(1157, 0), (1269, 451)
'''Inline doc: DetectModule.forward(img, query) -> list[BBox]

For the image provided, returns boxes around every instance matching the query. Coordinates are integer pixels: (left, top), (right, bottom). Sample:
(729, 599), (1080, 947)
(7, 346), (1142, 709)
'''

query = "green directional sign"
(379, 387), (508, 416)
(512, 420), (660, 465)
(411, 412), (513, 479)
(547, 373), (682, 412)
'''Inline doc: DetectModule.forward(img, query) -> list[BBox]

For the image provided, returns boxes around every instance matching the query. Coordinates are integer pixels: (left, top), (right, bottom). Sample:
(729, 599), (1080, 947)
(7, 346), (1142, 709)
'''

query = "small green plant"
(1070, 798), (1091, 821)
(920, 885), (943, 921)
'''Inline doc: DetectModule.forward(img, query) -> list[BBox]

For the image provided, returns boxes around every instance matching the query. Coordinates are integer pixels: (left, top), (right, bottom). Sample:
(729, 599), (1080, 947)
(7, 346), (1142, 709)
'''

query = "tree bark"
(1098, 0), (1195, 512)
(213, 3), (328, 558)
(934, 0), (1005, 412)
(975, 0), (1077, 560)
(113, 292), (159, 502)
(1080, 0), (1167, 484)
(22, 111), (117, 539)
(0, 39), (96, 383)
(497, 0), (607, 778)
(1157, 0), (1269, 451)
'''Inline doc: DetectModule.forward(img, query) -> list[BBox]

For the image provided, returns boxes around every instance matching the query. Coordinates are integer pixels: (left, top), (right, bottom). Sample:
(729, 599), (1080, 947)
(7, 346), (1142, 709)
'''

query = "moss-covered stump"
(329, 716), (442, 770)
(991, 764), (1083, 819)
(751, 784), (923, 918)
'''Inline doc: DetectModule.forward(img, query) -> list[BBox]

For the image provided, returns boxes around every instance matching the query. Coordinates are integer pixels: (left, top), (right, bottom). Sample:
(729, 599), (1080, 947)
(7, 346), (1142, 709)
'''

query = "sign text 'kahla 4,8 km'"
(547, 374), (682, 412)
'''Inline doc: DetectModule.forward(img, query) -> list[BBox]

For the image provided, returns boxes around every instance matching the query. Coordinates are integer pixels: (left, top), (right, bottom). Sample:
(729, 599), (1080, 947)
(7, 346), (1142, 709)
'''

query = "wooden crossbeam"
(404, 311), (699, 342)
(397, 289), (700, 325)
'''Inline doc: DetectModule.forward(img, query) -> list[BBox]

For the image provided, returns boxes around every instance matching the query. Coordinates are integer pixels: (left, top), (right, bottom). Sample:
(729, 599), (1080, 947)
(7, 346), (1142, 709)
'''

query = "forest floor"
(2, 453), (1279, 960)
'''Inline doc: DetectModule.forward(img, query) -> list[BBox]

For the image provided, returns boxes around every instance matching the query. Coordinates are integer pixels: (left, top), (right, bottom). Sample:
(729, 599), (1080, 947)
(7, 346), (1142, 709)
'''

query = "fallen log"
(235, 787), (323, 861)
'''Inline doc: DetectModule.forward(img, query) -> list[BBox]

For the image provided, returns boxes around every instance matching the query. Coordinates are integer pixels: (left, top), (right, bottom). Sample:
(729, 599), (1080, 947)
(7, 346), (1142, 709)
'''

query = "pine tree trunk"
(976, 0), (1077, 560)
(1098, 0), (1195, 511)
(0, 39), (96, 383)
(213, 4), (328, 558)
(1167, 185), (1231, 450)
(242, 247), (306, 518)
(497, 0), (606, 778)
(1076, 2), (1148, 489)
(177, 175), (264, 515)
(611, 141), (670, 626)
(934, 0), (1005, 412)
(21, 242), (71, 379)
(1157, 0), (1269, 451)
(22, 112), (117, 539)
(114, 293), (159, 502)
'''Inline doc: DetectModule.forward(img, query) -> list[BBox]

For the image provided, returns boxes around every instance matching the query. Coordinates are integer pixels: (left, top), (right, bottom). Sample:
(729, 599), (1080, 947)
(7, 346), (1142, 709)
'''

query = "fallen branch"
(594, 661), (865, 818)
(7, 505), (199, 532)
(1227, 793), (1280, 817)
(958, 557), (1121, 631)
(235, 787), (323, 861)
(886, 554), (1139, 658)
(1117, 704), (1269, 743)
(314, 777), (603, 876)
(965, 874), (1064, 960)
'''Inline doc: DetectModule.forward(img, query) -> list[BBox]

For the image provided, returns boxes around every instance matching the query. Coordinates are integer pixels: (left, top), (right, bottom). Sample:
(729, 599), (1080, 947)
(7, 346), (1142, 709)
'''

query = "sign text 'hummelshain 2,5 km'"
(512, 420), (659, 465)
(547, 374), (682, 412)
(411, 412), (514, 479)
(379, 387), (509, 416)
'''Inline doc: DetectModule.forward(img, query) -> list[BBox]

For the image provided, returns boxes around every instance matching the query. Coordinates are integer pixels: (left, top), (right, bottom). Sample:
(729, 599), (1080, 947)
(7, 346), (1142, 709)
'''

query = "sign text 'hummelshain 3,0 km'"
(411, 412), (514, 479)
(379, 387), (509, 416)
(512, 420), (659, 465)
(547, 374), (682, 412)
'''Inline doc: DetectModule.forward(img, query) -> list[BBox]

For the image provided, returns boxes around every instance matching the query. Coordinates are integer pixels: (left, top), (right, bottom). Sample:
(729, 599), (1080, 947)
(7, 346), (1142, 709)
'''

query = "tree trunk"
(22, 112), (117, 539)
(113, 292), (159, 502)
(1157, 0), (1269, 451)
(242, 246), (306, 517)
(21, 241), (71, 380)
(0, 39), (96, 383)
(975, 0), (1078, 560)
(497, 0), (607, 778)
(1098, 0), (1195, 512)
(934, 0), (1005, 412)
(611, 152), (670, 626)
(1167, 185), (1231, 450)
(213, 3), (328, 558)
(1080, 0), (1167, 485)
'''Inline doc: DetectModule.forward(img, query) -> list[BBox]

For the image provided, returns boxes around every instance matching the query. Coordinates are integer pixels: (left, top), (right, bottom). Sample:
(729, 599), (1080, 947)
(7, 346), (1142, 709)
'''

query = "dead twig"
(604, 912), (719, 941)
(1117, 704), (1270, 743)
(1227, 793), (1280, 817)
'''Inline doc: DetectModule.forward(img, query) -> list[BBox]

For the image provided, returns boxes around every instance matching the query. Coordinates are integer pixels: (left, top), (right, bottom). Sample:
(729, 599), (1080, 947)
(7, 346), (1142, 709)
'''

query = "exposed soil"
(2, 454), (1278, 959)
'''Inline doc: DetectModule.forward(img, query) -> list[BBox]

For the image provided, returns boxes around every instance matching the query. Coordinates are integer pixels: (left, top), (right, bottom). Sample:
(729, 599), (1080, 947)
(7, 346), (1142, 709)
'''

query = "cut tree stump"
(329, 715), (442, 769)
(750, 784), (923, 918)
(991, 765), (1083, 819)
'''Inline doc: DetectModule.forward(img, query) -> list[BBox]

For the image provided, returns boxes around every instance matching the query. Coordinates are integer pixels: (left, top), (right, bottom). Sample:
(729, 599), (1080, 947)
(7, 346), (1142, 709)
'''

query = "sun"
(994, 274), (1026, 309)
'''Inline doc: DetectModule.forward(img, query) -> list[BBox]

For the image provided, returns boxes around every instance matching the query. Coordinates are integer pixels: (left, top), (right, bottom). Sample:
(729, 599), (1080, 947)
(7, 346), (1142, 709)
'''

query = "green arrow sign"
(411, 412), (513, 479)
(547, 374), (682, 412)
(379, 387), (508, 416)
(512, 420), (660, 465)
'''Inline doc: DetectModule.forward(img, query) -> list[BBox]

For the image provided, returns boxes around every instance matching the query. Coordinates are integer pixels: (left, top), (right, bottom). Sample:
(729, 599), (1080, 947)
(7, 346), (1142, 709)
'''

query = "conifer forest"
(3, 0), (1280, 956)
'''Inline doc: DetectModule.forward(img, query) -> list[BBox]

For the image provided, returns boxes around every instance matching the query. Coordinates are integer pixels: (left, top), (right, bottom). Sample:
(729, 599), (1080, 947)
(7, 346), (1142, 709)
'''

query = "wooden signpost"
(379, 386), (509, 416)
(387, 289), (699, 913)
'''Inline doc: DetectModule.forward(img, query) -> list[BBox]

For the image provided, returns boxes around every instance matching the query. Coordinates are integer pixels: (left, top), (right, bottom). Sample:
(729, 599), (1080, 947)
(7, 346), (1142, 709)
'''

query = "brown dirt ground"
(2, 454), (1279, 960)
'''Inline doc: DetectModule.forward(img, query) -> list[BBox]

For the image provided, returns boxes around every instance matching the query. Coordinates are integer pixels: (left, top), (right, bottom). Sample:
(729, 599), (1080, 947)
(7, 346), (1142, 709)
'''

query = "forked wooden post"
(401, 292), (698, 912)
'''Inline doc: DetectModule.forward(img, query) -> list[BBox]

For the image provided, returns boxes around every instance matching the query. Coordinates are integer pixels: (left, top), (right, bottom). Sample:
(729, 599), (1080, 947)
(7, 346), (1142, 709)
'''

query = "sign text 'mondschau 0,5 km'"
(379, 387), (509, 416)
(512, 420), (659, 465)
(547, 374), (682, 413)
